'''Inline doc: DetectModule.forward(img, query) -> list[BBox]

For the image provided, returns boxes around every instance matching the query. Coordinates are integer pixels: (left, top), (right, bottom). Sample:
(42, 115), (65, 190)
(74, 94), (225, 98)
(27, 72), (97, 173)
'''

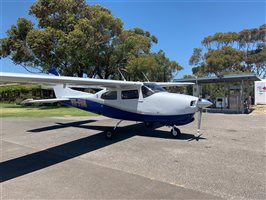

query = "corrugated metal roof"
(174, 74), (261, 84)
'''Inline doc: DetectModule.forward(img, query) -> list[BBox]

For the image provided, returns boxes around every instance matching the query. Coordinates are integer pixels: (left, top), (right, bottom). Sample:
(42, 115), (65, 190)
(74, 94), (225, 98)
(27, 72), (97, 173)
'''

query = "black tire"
(144, 122), (154, 128)
(171, 127), (181, 137)
(105, 127), (115, 140)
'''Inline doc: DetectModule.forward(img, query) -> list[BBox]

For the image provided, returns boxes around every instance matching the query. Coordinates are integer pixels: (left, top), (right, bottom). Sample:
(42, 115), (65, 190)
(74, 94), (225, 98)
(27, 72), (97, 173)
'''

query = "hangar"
(174, 74), (261, 114)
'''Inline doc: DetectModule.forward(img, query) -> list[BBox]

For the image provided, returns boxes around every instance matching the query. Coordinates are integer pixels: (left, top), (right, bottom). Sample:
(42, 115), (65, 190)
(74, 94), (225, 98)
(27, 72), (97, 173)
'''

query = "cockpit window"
(101, 91), (117, 100)
(142, 83), (166, 98)
(122, 90), (139, 99)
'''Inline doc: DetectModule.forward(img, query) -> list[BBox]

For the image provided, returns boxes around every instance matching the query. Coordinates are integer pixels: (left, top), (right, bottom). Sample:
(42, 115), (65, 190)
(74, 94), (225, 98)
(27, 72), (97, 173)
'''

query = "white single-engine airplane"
(0, 69), (212, 139)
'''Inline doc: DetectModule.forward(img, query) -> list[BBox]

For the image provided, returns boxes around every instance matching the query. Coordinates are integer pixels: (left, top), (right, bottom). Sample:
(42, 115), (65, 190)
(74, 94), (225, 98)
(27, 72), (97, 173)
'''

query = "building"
(174, 74), (261, 114)
(254, 80), (266, 105)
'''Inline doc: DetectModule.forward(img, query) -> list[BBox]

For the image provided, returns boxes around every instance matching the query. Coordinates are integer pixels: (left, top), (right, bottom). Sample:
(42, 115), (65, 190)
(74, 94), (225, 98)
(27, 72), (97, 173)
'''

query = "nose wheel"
(171, 127), (181, 137)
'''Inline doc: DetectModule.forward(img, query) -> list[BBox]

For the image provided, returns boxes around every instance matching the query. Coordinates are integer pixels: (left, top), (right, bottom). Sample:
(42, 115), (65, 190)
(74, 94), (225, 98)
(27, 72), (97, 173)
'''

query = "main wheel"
(171, 127), (181, 137)
(144, 122), (154, 128)
(105, 127), (115, 140)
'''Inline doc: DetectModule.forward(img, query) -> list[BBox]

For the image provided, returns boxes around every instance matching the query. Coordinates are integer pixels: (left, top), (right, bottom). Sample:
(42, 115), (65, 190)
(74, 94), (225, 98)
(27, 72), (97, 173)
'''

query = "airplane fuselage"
(0, 71), (213, 139)
(62, 83), (199, 126)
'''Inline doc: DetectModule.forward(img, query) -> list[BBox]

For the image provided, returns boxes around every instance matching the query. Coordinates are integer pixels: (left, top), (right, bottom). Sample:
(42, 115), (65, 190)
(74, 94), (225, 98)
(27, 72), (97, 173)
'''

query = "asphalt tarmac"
(1, 113), (265, 199)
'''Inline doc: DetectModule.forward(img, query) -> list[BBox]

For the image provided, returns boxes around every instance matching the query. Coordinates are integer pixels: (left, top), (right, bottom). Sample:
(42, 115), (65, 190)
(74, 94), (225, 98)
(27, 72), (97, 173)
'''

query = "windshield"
(144, 83), (166, 93)
(142, 83), (166, 98)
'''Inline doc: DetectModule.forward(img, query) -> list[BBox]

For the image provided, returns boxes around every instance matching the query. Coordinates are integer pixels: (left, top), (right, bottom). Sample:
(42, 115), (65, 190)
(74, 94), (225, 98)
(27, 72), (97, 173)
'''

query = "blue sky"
(0, 0), (265, 78)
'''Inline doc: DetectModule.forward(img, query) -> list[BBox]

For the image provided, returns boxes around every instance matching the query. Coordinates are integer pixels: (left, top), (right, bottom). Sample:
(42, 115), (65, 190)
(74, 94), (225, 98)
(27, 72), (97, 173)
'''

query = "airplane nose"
(197, 98), (213, 109)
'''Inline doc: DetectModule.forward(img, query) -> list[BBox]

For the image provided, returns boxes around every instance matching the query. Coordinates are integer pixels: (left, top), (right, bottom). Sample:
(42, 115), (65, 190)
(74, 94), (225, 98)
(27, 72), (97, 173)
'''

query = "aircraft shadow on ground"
(28, 120), (97, 132)
(0, 121), (205, 183)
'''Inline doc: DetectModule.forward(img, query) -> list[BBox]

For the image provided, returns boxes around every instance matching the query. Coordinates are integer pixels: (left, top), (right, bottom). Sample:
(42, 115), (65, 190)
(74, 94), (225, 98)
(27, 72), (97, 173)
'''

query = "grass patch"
(0, 103), (97, 118)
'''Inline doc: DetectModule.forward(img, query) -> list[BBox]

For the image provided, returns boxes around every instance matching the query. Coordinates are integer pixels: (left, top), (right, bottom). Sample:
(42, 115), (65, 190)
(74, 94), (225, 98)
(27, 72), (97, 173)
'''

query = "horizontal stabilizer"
(21, 98), (69, 104)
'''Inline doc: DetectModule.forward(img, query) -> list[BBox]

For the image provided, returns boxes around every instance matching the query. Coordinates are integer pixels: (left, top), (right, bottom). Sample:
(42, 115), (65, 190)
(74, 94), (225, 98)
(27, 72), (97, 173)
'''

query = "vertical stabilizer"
(46, 68), (93, 99)
(53, 85), (93, 98)
(48, 68), (60, 76)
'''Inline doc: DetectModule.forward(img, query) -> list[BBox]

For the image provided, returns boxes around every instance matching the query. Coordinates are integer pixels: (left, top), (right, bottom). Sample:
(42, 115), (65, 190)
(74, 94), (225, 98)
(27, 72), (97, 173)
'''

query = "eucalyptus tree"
(190, 24), (266, 78)
(125, 50), (183, 82)
(1, 0), (183, 81)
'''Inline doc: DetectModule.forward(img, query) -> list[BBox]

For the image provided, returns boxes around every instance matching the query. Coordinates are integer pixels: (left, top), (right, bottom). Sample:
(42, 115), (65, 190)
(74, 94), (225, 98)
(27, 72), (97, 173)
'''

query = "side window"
(121, 90), (139, 99)
(142, 86), (154, 98)
(101, 91), (117, 100)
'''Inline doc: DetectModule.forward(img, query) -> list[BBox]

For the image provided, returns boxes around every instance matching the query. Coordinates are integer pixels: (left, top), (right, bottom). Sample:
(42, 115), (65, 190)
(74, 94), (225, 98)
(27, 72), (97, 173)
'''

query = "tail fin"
(53, 85), (92, 99)
(48, 68), (60, 76)
(47, 68), (93, 99)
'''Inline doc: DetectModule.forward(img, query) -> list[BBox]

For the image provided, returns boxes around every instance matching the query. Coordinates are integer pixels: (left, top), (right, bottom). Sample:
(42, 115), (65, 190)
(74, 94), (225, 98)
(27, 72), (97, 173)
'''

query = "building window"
(122, 90), (139, 99)
(101, 91), (117, 100)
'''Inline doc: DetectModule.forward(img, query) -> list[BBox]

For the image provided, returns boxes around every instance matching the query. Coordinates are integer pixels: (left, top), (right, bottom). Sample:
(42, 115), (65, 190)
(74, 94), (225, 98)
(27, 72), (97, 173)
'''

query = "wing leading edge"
(0, 72), (142, 89)
(0, 72), (194, 88)
(157, 82), (195, 87)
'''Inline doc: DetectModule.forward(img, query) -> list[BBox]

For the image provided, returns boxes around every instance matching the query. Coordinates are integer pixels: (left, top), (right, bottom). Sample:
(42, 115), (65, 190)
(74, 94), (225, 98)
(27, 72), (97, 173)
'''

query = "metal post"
(247, 80), (250, 112)
(224, 80), (226, 110)
(241, 80), (244, 114)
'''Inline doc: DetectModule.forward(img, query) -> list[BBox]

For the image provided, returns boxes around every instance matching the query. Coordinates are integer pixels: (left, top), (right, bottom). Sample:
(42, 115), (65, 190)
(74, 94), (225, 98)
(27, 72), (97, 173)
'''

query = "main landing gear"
(171, 126), (181, 138)
(105, 120), (123, 140)
(105, 120), (182, 139)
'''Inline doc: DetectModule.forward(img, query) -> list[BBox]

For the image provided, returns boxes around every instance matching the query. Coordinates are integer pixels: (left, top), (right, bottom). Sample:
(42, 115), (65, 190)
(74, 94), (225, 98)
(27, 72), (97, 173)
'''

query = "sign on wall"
(255, 81), (266, 105)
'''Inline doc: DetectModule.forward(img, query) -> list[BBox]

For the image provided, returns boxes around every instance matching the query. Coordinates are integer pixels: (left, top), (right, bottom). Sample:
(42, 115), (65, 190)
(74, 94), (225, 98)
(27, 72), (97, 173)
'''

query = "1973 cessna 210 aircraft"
(0, 69), (212, 139)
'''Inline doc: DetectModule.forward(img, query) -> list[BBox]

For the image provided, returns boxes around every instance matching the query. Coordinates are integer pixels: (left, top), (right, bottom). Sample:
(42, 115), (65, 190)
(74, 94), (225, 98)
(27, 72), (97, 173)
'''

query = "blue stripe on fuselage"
(64, 98), (194, 126)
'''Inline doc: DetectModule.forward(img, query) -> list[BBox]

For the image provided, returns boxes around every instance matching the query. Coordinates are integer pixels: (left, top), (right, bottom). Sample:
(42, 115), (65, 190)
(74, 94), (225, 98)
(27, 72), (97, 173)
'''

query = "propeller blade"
(195, 98), (212, 137)
(197, 108), (203, 137)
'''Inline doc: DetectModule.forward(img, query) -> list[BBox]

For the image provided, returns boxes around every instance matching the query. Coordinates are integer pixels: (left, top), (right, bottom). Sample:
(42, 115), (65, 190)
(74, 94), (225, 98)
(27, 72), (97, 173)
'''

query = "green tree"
(203, 46), (246, 76)
(125, 55), (159, 81)
(0, 0), (183, 81)
(0, 1), (123, 77)
(190, 24), (266, 78)
(153, 50), (183, 81)
(104, 28), (158, 79)
(125, 50), (183, 82)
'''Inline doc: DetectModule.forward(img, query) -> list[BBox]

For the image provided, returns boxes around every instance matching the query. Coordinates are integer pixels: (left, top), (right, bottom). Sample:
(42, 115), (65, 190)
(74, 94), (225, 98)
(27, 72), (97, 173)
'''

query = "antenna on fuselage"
(118, 68), (127, 81)
(142, 72), (150, 82)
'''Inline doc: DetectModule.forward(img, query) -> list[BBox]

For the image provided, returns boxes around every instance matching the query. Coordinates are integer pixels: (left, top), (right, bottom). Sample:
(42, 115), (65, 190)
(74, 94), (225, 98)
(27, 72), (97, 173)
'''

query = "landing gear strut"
(171, 126), (181, 137)
(195, 106), (203, 138)
(105, 120), (123, 140)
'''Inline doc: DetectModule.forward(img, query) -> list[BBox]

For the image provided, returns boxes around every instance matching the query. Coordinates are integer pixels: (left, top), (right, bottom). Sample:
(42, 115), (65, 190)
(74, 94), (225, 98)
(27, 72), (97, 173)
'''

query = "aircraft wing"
(157, 82), (195, 87)
(0, 72), (142, 89)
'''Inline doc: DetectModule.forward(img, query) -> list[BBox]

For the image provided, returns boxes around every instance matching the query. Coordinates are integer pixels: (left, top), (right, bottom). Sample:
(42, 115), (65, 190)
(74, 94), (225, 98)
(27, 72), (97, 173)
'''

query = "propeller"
(197, 99), (203, 137)
(196, 97), (212, 137)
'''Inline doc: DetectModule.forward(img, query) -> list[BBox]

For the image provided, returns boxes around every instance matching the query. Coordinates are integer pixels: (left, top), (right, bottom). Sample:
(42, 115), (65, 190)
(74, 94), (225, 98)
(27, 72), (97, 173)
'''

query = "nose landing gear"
(171, 126), (181, 138)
